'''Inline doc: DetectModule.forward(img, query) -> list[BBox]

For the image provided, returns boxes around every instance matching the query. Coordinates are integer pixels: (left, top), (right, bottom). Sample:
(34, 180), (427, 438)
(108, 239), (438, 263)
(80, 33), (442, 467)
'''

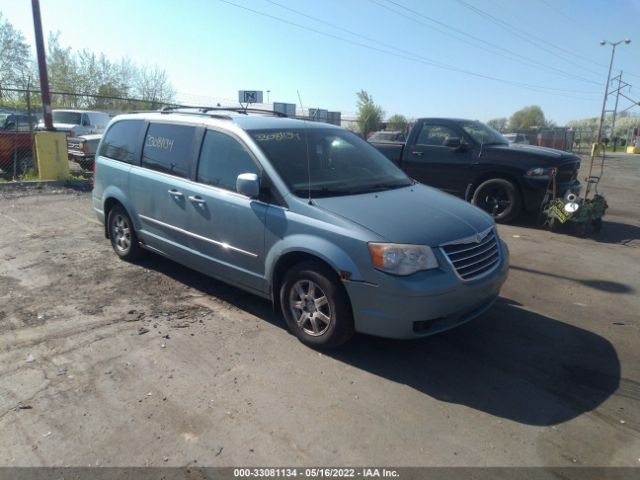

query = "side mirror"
(444, 137), (462, 149)
(236, 173), (260, 197)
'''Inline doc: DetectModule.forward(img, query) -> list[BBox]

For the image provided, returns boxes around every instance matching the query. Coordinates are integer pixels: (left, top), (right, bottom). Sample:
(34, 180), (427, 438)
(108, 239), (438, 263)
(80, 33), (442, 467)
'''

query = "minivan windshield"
(460, 121), (508, 145)
(250, 128), (412, 198)
(52, 111), (82, 125)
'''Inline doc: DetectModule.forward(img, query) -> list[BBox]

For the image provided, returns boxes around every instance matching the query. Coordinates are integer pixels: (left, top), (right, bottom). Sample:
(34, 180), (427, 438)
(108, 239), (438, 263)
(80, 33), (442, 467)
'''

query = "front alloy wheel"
(288, 279), (332, 336)
(280, 261), (354, 349)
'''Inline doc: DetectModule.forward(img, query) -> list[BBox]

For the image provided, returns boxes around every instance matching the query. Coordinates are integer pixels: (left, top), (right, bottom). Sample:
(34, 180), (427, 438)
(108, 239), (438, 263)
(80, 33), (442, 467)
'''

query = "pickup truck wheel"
(472, 178), (521, 223)
(107, 205), (144, 261)
(280, 261), (354, 349)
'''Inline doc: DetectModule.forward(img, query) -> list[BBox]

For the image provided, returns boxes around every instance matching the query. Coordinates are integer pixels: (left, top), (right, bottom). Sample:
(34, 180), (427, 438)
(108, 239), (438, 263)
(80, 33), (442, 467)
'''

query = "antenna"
(298, 90), (313, 205)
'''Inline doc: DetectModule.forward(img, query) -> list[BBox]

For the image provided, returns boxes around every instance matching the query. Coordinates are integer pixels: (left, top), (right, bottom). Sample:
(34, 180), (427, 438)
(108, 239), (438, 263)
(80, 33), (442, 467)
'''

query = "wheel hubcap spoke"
(289, 279), (332, 337)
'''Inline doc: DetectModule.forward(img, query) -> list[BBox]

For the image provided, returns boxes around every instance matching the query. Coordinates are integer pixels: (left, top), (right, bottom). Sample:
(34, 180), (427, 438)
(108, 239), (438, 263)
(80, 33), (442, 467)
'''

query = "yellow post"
(34, 132), (69, 180)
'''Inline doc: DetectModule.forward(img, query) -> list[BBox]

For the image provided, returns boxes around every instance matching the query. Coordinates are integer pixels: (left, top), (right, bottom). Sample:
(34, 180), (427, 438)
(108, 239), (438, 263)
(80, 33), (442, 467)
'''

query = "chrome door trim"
(138, 214), (258, 258)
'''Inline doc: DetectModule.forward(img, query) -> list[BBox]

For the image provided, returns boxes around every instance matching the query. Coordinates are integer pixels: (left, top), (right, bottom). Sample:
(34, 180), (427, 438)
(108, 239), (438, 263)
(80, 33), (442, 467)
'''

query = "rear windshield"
(52, 111), (82, 125)
(249, 127), (411, 198)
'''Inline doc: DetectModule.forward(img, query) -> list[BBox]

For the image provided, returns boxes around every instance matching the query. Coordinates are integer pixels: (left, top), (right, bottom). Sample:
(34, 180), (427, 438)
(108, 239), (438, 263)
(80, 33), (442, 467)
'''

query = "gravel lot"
(0, 153), (639, 467)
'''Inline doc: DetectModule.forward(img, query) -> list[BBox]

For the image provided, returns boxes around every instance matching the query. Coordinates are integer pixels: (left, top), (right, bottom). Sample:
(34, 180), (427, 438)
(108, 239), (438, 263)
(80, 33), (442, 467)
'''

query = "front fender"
(265, 234), (367, 284)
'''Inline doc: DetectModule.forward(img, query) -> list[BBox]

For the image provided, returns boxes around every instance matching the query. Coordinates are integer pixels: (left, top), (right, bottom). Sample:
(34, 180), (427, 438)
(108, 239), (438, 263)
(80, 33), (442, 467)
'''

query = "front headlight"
(368, 243), (438, 276)
(525, 167), (554, 179)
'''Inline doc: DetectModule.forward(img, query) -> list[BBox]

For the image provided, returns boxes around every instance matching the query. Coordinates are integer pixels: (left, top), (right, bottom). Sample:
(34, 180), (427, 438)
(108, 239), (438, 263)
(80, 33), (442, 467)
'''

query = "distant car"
(503, 133), (530, 145)
(38, 109), (111, 137)
(368, 131), (406, 143)
(67, 133), (102, 170)
(0, 113), (37, 132)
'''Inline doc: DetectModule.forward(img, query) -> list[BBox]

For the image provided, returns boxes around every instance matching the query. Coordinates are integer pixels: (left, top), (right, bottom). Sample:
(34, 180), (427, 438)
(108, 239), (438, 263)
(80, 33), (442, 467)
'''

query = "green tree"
(0, 13), (32, 101)
(356, 90), (384, 137)
(386, 113), (409, 132)
(487, 117), (508, 132)
(509, 105), (551, 130)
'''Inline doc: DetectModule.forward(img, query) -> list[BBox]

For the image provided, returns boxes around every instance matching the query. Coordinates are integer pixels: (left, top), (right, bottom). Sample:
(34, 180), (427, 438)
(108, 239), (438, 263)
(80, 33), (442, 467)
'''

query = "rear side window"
(416, 124), (458, 146)
(197, 130), (259, 192)
(99, 119), (144, 163)
(141, 123), (195, 178)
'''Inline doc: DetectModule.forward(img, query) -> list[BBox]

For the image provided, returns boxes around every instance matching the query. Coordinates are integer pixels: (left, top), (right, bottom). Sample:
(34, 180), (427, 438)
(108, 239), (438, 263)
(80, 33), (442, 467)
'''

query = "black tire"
(107, 204), (144, 261)
(280, 261), (354, 349)
(472, 178), (521, 223)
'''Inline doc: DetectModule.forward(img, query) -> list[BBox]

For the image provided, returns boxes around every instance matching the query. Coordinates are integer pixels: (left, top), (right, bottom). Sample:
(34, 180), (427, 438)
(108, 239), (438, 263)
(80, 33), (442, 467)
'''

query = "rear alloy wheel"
(472, 178), (521, 223)
(280, 261), (354, 349)
(107, 205), (144, 261)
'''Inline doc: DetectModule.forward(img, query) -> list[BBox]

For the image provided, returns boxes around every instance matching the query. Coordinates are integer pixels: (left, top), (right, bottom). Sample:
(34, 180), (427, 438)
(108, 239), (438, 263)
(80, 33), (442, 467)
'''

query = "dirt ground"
(0, 153), (639, 467)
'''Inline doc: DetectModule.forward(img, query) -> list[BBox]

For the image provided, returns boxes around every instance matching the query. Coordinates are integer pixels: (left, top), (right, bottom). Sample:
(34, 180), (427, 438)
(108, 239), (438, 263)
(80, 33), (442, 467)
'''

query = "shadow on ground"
(510, 265), (635, 294)
(137, 255), (620, 427)
(508, 212), (640, 246)
(590, 221), (640, 246)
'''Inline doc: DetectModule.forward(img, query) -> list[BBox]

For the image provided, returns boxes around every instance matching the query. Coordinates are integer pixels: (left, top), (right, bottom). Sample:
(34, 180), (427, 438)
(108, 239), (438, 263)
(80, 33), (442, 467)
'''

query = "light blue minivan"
(92, 108), (509, 348)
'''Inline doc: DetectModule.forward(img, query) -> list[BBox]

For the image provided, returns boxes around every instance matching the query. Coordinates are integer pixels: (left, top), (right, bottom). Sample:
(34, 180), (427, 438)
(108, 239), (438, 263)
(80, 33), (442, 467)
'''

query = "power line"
(455, 0), (609, 79)
(217, 0), (597, 100)
(371, 0), (603, 88)
(534, 0), (640, 79)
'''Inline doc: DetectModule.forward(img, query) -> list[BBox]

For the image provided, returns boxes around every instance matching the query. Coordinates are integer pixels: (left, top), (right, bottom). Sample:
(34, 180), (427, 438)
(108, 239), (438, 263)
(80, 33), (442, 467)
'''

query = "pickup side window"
(141, 123), (195, 178)
(99, 119), (144, 164)
(416, 124), (459, 147)
(196, 129), (260, 192)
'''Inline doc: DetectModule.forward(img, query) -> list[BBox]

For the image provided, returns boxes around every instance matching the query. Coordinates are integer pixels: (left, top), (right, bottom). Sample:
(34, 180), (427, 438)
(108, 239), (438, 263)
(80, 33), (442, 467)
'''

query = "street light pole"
(586, 39), (631, 193)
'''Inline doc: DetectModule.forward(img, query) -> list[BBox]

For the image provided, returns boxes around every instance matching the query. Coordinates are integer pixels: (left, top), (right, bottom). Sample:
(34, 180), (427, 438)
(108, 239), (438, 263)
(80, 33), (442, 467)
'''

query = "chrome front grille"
(441, 228), (500, 281)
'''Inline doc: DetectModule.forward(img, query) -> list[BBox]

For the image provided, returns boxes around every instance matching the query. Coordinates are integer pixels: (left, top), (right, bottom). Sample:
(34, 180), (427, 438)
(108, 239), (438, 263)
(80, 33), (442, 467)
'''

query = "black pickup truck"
(370, 118), (581, 222)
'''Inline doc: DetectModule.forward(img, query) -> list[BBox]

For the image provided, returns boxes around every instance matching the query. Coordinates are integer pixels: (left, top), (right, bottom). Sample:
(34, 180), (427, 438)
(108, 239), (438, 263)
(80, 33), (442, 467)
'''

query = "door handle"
(168, 189), (183, 198)
(411, 151), (424, 157)
(188, 195), (206, 205)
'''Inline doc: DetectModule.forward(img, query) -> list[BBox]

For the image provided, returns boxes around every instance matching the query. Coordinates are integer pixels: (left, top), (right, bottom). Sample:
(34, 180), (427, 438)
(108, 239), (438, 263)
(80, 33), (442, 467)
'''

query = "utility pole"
(586, 39), (631, 197)
(31, 0), (53, 130)
(609, 72), (628, 151)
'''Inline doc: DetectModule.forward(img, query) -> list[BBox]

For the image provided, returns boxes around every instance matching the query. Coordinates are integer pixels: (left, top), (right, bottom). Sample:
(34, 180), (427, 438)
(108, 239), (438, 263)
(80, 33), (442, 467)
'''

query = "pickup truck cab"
(39, 109), (110, 137)
(370, 118), (581, 222)
(93, 109), (509, 348)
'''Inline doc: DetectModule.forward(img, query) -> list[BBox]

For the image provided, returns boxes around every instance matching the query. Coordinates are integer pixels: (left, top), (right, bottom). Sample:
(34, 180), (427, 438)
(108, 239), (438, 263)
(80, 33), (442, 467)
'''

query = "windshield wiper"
(351, 182), (412, 194)
(293, 187), (354, 198)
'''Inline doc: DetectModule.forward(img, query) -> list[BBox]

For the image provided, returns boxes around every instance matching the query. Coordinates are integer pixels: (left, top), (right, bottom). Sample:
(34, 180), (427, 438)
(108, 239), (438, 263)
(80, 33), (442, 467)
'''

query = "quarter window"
(98, 119), (144, 164)
(141, 123), (196, 178)
(416, 124), (459, 147)
(197, 130), (259, 192)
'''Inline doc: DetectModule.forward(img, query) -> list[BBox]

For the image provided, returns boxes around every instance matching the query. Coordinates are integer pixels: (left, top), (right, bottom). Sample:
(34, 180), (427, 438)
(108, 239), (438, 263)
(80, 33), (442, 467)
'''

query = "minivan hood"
(312, 184), (494, 245)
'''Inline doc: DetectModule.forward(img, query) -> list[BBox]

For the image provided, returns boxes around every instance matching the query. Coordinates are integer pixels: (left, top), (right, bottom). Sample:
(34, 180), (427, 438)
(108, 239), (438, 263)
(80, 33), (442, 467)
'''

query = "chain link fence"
(0, 87), (177, 180)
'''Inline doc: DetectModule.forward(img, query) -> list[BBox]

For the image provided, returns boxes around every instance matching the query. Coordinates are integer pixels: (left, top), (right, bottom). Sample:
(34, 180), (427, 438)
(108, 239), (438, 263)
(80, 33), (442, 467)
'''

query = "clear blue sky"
(1, 0), (639, 124)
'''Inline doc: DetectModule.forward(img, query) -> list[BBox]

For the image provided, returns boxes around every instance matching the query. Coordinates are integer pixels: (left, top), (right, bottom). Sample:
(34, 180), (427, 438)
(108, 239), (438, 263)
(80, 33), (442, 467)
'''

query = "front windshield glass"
(461, 121), (508, 145)
(52, 111), (82, 125)
(250, 128), (412, 198)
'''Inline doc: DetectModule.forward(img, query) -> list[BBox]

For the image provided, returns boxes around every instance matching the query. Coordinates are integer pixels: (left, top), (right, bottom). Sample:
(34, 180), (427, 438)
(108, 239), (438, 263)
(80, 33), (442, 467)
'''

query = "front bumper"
(344, 240), (509, 339)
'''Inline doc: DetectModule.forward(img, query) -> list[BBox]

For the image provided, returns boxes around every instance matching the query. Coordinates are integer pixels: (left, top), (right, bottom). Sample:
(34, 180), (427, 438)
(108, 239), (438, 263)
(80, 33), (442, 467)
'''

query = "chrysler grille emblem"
(475, 234), (483, 243)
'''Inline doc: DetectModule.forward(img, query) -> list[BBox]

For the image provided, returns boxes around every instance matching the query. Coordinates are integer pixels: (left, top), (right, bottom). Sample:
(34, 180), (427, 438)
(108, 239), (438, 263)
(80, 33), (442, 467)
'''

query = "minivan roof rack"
(159, 105), (288, 117)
